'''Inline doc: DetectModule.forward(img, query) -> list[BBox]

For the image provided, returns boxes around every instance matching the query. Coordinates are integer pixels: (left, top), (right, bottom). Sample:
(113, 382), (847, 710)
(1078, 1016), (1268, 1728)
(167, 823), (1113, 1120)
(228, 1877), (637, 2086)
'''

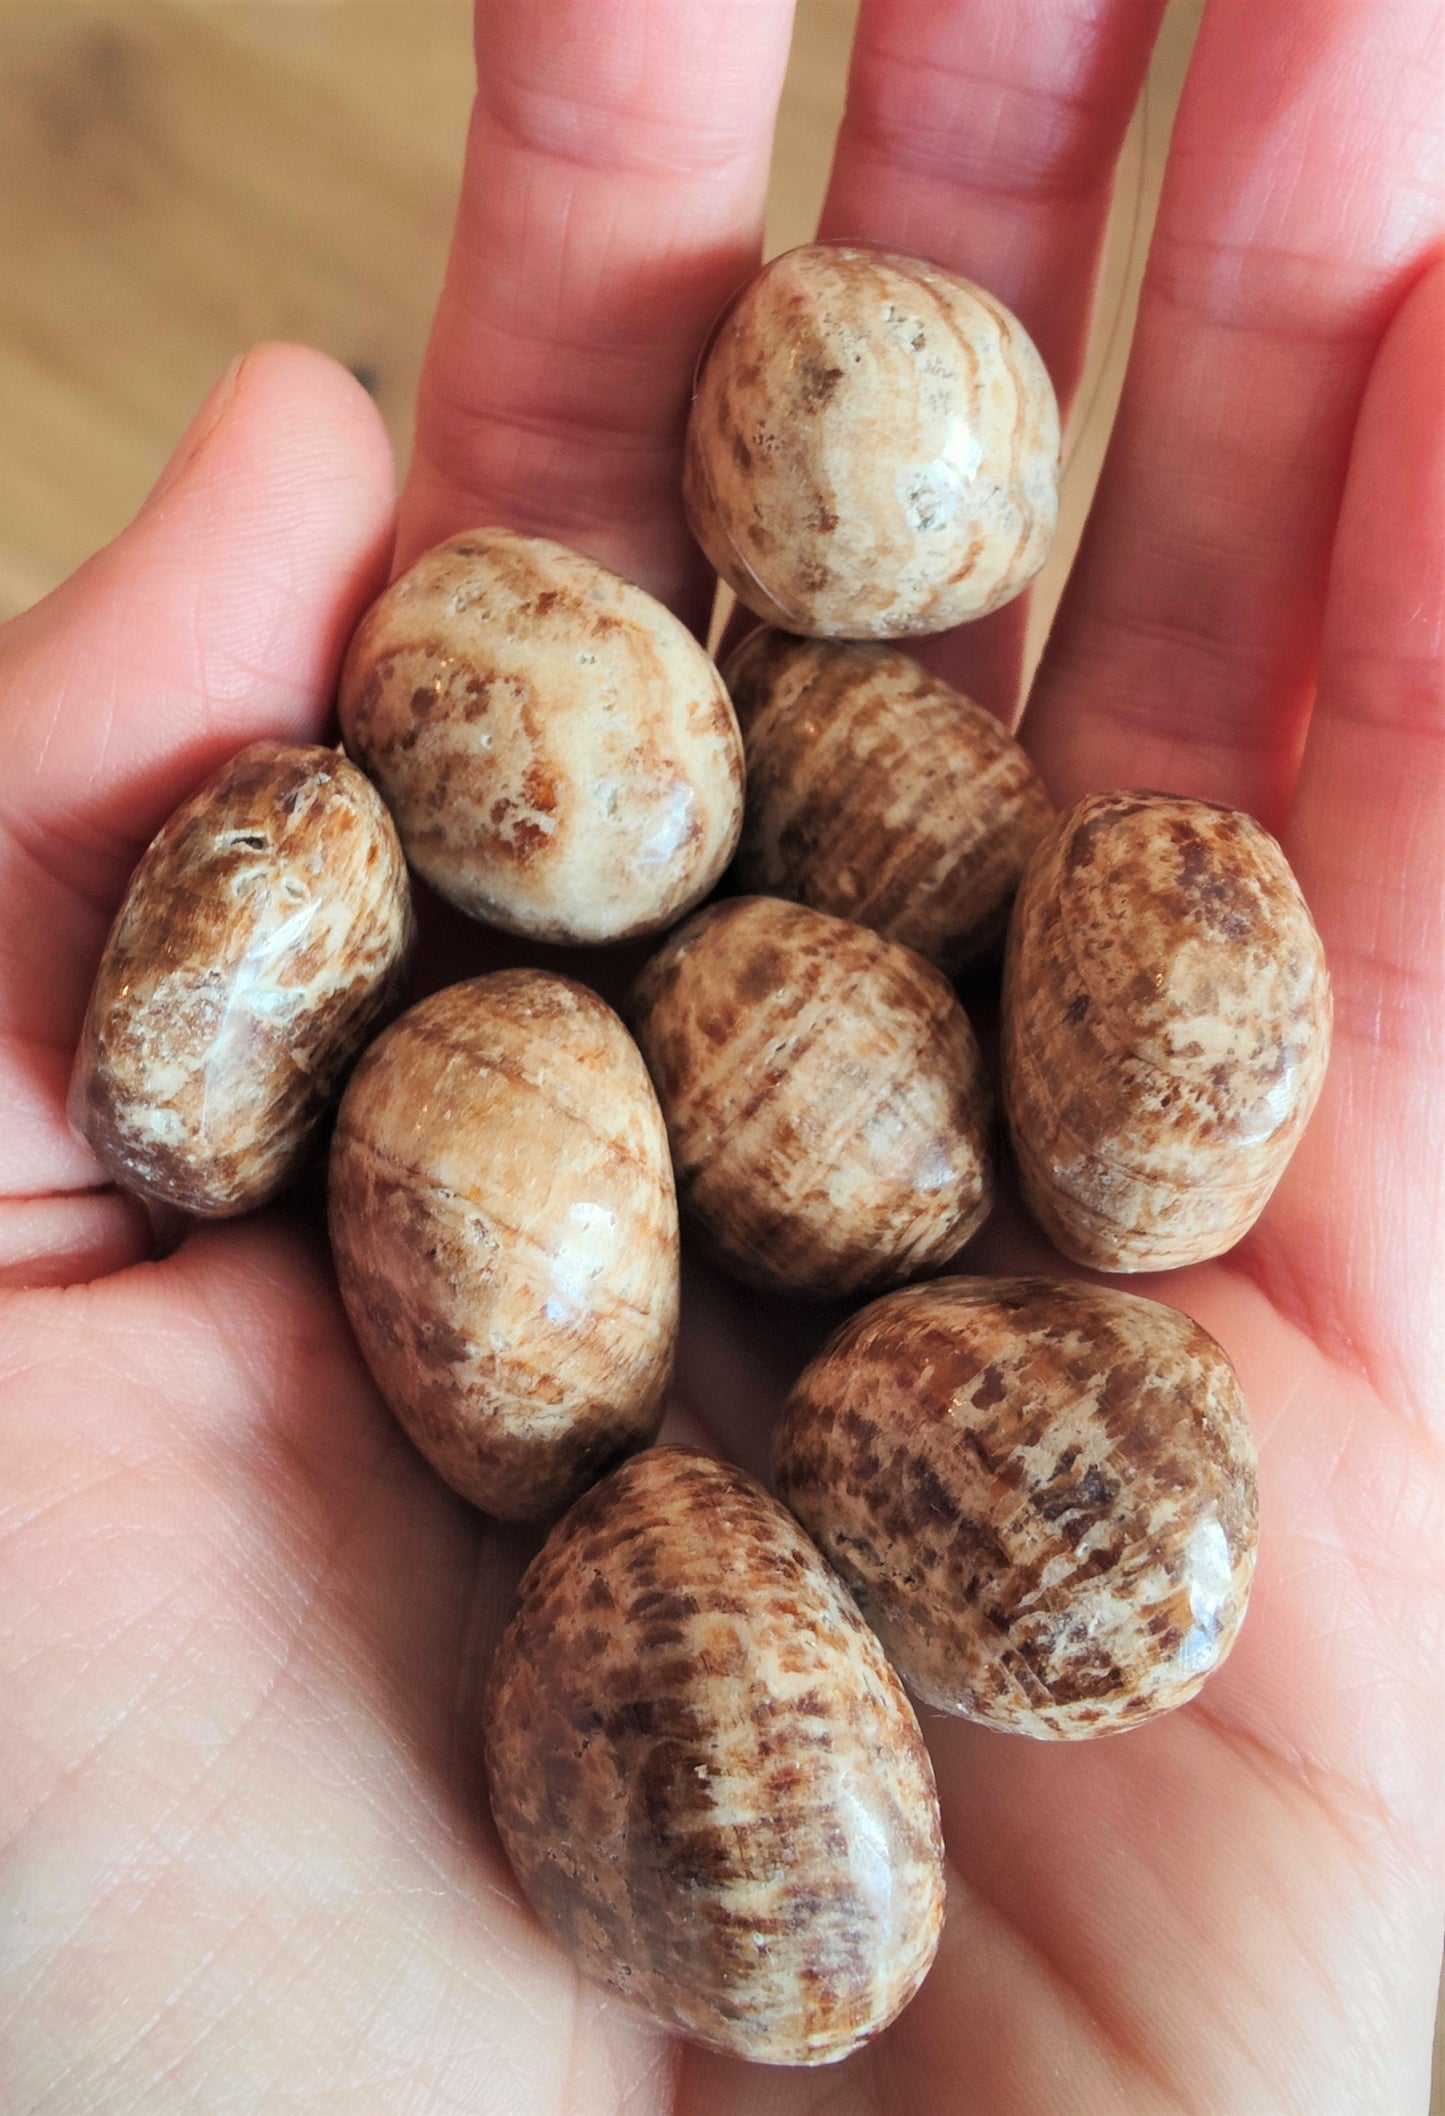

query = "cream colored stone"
(1003, 791), (1333, 1270)
(725, 627), (1052, 968)
(339, 530), (744, 944)
(485, 1447), (945, 2063)
(776, 1278), (1257, 1739)
(69, 742), (413, 1216)
(685, 244), (1060, 639)
(631, 896), (994, 1298)
(329, 972), (679, 1522)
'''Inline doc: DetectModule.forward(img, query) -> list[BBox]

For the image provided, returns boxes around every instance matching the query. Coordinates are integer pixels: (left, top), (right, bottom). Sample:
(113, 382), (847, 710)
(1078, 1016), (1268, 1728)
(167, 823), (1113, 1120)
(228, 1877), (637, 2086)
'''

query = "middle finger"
(820, 0), (1168, 714)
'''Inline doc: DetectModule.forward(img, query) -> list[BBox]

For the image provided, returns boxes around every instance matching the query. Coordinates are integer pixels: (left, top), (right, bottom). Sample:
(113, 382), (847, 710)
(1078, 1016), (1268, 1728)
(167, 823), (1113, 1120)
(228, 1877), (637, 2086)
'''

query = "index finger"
(398, 0), (798, 629)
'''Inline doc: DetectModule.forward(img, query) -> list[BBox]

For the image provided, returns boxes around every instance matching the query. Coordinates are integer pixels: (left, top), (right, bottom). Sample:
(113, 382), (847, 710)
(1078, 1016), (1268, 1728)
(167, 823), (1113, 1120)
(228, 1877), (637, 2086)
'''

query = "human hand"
(2, 4), (1441, 2111)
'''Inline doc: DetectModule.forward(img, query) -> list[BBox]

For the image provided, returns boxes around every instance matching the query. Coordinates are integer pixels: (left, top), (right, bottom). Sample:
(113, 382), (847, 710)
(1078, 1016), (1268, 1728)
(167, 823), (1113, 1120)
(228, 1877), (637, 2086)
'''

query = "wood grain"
(0, 0), (470, 618)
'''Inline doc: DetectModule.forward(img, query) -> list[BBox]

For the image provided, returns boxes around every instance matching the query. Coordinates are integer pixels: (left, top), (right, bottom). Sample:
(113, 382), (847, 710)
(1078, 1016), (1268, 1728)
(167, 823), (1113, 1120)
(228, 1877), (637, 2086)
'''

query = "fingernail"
(143, 351), (248, 510)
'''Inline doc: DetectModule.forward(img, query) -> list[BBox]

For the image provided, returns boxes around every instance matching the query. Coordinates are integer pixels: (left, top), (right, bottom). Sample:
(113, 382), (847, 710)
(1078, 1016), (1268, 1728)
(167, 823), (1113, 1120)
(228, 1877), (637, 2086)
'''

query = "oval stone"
(338, 529), (744, 943)
(329, 971), (678, 1519)
(69, 741), (412, 1216)
(775, 1277), (1258, 1738)
(484, 1446), (945, 2062)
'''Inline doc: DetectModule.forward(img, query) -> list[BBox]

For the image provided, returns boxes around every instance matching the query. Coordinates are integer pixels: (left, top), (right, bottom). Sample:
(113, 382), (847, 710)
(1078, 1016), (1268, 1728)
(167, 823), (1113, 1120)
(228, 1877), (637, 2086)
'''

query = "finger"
(819, 0), (1167, 717)
(1023, 0), (1445, 821)
(0, 1191), (153, 1291)
(398, 0), (798, 626)
(822, 0), (1164, 417)
(0, 346), (394, 909)
(0, 345), (394, 1267)
(1252, 258), (1445, 1428)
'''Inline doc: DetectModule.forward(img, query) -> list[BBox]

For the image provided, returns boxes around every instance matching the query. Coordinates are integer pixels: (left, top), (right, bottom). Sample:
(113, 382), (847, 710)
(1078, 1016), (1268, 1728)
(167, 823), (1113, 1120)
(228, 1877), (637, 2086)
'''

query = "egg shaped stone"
(68, 741), (413, 1216)
(1003, 790), (1333, 1271)
(725, 628), (1053, 969)
(684, 244), (1060, 638)
(338, 529), (744, 943)
(328, 971), (678, 1519)
(630, 896), (994, 1298)
(484, 1445), (945, 2063)
(774, 1277), (1257, 1738)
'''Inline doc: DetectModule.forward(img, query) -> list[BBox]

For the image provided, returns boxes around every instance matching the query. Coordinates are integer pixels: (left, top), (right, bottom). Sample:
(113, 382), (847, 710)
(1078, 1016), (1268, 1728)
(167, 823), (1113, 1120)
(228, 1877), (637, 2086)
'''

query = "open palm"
(2, 4), (1442, 2111)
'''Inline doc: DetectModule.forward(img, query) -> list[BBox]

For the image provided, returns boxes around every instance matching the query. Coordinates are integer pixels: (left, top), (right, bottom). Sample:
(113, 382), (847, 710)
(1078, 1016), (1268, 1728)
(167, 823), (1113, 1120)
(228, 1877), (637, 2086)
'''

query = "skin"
(0, 2), (1440, 2112)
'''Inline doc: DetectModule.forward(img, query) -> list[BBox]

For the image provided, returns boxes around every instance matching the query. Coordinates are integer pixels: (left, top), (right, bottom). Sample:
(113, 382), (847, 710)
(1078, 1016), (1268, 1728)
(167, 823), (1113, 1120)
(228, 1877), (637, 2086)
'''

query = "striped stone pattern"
(328, 971), (679, 1520)
(726, 628), (1053, 970)
(484, 1446), (945, 2064)
(629, 895), (994, 1299)
(774, 1277), (1258, 1739)
(683, 243), (1060, 639)
(69, 741), (413, 1216)
(1003, 791), (1333, 1272)
(339, 529), (744, 944)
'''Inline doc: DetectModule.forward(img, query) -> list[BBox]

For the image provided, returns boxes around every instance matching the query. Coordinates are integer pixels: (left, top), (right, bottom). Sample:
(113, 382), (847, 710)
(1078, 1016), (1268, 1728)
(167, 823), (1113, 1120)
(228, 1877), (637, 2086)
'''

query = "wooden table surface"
(0, 0), (1190, 675)
(1, 2), (1438, 2105)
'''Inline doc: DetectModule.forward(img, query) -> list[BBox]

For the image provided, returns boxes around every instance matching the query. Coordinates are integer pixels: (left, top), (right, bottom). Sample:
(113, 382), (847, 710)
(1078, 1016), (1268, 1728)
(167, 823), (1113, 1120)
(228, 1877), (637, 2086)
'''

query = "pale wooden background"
(0, 0), (1195, 659)
(1, 2), (1439, 2104)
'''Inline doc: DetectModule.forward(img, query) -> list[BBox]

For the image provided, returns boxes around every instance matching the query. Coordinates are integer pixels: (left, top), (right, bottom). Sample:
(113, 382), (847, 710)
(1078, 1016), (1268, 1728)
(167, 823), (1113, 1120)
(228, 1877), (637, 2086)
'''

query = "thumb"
(0, 343), (396, 910)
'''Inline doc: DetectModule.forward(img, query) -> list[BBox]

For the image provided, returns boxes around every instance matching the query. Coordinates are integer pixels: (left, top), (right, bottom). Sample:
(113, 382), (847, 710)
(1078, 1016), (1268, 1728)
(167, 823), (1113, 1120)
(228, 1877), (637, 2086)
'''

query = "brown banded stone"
(484, 1446), (945, 2064)
(328, 971), (678, 1520)
(725, 627), (1052, 969)
(68, 741), (413, 1217)
(338, 529), (744, 944)
(684, 244), (1060, 638)
(629, 896), (994, 1299)
(1002, 790), (1333, 1271)
(774, 1277), (1258, 1739)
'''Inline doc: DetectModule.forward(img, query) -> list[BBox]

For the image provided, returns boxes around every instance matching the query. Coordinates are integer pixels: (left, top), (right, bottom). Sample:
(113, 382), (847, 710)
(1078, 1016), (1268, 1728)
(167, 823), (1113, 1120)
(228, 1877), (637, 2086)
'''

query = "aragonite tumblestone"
(338, 529), (744, 944)
(1003, 790), (1332, 1270)
(684, 244), (1060, 638)
(724, 627), (1052, 968)
(484, 1446), (945, 2062)
(69, 741), (413, 1216)
(630, 896), (994, 1298)
(775, 1277), (1258, 1738)
(328, 970), (679, 1520)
